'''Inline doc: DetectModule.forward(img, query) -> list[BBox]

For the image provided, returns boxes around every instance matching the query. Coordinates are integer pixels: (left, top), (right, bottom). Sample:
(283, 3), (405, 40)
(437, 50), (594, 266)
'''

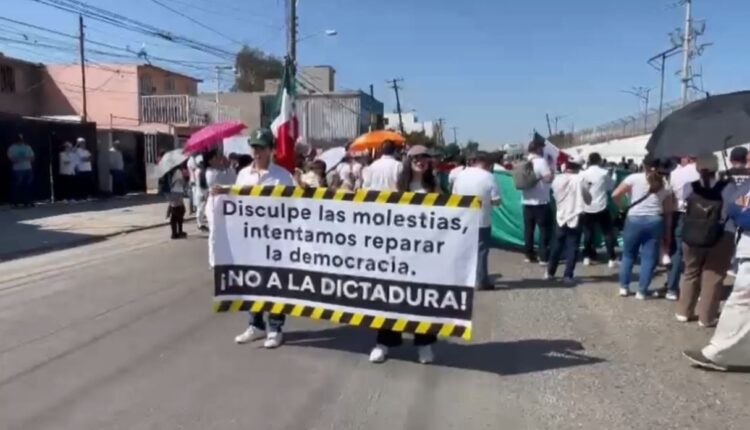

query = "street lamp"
(297, 29), (338, 43)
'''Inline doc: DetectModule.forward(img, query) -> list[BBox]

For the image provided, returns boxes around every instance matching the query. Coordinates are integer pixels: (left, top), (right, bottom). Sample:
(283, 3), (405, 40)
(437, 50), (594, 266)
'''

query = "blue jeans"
(11, 169), (33, 205)
(547, 225), (582, 279)
(477, 227), (492, 287)
(666, 212), (685, 293)
(619, 215), (664, 294)
(249, 312), (285, 332)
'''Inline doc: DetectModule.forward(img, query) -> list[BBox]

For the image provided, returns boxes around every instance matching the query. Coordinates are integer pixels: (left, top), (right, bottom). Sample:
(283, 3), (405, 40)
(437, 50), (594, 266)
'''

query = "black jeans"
(523, 204), (553, 262)
(580, 209), (617, 261)
(57, 174), (76, 201)
(76, 171), (96, 199)
(377, 329), (436, 347)
(547, 225), (582, 279)
(169, 205), (185, 236)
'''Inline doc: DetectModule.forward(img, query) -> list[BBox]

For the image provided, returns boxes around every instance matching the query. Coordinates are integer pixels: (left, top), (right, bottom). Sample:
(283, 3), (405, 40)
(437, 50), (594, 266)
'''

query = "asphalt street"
(1, 227), (748, 430)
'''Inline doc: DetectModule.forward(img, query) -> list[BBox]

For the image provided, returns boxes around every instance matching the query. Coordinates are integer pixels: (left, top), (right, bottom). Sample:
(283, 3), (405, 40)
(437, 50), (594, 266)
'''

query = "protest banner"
(210, 185), (481, 340)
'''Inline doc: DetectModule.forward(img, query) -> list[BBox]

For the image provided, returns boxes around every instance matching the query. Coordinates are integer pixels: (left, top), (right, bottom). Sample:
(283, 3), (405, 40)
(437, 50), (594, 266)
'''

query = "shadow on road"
(285, 326), (605, 376)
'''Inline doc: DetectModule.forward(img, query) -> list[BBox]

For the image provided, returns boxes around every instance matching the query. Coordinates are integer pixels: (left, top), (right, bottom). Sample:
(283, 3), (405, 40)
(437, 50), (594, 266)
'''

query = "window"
(165, 77), (175, 93)
(0, 65), (16, 93)
(384, 117), (390, 126)
(139, 75), (154, 95)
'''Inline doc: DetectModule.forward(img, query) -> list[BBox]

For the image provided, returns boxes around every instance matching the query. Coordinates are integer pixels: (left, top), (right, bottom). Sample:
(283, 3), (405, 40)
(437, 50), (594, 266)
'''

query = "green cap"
(248, 128), (275, 148)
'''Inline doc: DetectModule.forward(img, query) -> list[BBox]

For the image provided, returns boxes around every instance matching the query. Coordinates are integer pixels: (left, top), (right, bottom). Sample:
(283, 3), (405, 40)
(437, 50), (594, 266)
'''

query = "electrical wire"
(148, 0), (245, 46)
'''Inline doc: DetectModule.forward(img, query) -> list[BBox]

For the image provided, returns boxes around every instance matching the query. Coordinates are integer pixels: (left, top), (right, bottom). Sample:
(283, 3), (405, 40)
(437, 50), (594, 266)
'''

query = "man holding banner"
(210, 145), (482, 362)
(231, 128), (295, 349)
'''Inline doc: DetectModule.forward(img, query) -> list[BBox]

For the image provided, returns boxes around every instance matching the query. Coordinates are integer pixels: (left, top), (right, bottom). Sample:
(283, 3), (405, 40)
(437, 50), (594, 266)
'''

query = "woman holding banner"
(370, 145), (439, 364)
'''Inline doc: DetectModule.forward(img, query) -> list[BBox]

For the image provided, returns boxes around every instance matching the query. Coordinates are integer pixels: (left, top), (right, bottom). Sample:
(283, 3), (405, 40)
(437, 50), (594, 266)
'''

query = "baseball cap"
(248, 128), (274, 148)
(730, 147), (748, 162)
(567, 155), (586, 166)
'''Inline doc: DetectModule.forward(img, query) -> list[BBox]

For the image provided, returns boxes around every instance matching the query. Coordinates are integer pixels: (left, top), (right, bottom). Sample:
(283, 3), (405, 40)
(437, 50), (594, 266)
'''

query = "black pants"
(169, 205), (185, 236)
(76, 171), (96, 199)
(377, 329), (436, 347)
(523, 204), (553, 262)
(548, 225), (582, 279)
(580, 209), (617, 261)
(57, 174), (76, 201)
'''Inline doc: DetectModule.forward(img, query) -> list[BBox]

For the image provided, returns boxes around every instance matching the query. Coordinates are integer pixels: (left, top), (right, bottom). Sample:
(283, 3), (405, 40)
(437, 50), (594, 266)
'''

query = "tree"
(233, 45), (284, 92)
(463, 140), (480, 155)
(443, 143), (461, 159)
(404, 130), (434, 147)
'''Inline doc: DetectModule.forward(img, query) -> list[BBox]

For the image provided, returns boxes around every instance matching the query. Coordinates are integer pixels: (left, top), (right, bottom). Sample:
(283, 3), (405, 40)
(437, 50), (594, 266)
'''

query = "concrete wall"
(0, 56), (45, 117)
(299, 66), (335, 92)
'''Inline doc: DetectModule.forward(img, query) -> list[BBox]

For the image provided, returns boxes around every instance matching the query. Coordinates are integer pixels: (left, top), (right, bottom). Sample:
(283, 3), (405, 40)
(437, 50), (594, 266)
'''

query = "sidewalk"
(0, 195), (191, 261)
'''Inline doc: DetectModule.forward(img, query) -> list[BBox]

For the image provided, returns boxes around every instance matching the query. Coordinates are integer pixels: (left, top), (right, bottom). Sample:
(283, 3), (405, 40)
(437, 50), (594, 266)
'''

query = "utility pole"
(215, 67), (221, 122)
(288, 0), (297, 66)
(545, 113), (553, 136)
(621, 86), (652, 133)
(451, 126), (458, 145)
(387, 78), (405, 134)
(78, 15), (87, 123)
(648, 46), (681, 123)
(680, 0), (692, 106)
(436, 117), (445, 146)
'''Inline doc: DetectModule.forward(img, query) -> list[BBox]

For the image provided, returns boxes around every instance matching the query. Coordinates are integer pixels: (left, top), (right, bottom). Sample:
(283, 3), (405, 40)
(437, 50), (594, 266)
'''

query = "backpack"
(682, 180), (728, 248)
(512, 161), (539, 190)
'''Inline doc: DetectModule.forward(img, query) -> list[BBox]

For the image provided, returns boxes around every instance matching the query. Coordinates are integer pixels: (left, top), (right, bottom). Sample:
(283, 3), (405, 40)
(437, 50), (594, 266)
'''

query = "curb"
(0, 217), (195, 263)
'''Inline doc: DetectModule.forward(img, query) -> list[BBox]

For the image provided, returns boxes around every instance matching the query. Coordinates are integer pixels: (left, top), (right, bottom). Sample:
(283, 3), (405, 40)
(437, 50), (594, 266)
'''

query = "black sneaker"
(682, 350), (728, 371)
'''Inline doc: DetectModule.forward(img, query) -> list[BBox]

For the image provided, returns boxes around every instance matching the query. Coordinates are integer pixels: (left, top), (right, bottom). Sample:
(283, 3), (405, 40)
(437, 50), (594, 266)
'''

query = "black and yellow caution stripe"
(214, 185), (481, 209)
(213, 299), (472, 340)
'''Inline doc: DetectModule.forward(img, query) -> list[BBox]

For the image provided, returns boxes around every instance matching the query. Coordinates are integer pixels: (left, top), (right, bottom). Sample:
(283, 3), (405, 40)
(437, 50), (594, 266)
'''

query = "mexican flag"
(271, 58), (299, 172)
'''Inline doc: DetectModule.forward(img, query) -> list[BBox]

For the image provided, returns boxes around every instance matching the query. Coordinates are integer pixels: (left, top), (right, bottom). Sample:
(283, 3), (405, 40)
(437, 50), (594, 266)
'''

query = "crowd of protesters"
(514, 136), (750, 372)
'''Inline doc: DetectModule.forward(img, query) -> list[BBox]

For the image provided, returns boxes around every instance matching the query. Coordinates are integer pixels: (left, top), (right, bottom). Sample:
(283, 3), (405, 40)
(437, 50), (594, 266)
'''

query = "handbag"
(614, 192), (653, 230)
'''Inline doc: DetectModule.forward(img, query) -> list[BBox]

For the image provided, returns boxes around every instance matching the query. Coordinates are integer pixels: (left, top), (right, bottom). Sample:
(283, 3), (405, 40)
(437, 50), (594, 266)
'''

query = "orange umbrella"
(350, 130), (405, 152)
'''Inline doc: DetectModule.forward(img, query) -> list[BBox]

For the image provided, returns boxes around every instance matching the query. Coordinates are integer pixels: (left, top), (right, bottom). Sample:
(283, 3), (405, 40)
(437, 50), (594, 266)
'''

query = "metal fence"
(140, 95), (241, 127)
(563, 99), (685, 148)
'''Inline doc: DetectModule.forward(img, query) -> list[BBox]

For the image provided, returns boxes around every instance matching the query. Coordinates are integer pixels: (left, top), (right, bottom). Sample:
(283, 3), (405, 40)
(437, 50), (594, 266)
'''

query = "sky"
(2, 0), (749, 148)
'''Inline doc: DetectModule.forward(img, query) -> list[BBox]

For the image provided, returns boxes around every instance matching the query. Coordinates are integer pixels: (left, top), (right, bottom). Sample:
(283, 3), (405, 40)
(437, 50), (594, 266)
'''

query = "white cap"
(567, 155), (586, 166)
(76, 137), (86, 143)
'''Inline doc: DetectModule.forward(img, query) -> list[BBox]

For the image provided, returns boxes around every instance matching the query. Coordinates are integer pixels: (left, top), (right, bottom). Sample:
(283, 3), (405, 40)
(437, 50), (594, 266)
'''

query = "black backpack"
(682, 180), (728, 248)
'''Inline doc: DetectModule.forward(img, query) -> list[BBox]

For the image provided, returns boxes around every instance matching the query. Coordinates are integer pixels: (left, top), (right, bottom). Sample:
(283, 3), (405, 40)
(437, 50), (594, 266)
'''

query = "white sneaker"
(234, 327), (265, 344)
(263, 331), (283, 349)
(635, 292), (647, 300)
(619, 288), (630, 297)
(369, 344), (388, 363)
(583, 258), (591, 266)
(543, 271), (552, 281)
(608, 260), (619, 269)
(675, 314), (689, 322)
(418, 345), (435, 364)
(666, 291), (679, 301)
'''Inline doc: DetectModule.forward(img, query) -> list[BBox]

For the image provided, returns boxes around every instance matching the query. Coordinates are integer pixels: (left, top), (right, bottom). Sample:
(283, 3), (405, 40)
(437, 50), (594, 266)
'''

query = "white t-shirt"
(206, 167), (236, 188)
(452, 167), (501, 228)
(236, 162), (295, 186)
(670, 163), (700, 212)
(59, 150), (77, 176)
(581, 165), (614, 214)
(361, 155), (402, 191)
(109, 148), (124, 171)
(623, 172), (671, 217)
(521, 155), (552, 205)
(552, 173), (586, 228)
(448, 165), (466, 187)
(75, 148), (93, 172)
(336, 161), (362, 190)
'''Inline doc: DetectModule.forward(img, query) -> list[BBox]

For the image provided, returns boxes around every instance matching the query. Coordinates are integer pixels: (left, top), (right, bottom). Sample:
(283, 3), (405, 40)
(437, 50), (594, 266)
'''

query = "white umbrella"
(156, 149), (189, 178)
(317, 147), (347, 172)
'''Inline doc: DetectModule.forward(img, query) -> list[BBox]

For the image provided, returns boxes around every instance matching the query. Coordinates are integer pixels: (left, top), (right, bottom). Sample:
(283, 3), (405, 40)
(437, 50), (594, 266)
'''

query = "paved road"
(1, 228), (748, 430)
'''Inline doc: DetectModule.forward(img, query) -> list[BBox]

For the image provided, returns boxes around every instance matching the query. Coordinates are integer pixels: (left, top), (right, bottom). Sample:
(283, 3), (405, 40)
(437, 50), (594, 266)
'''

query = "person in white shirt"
(231, 128), (295, 350)
(545, 156), (590, 283)
(186, 154), (202, 215)
(612, 155), (674, 300)
(369, 145), (441, 365)
(452, 152), (502, 291)
(336, 155), (363, 191)
(109, 141), (126, 197)
(361, 141), (403, 191)
(58, 141), (78, 201)
(74, 137), (95, 200)
(522, 138), (554, 264)
(580, 152), (617, 268)
(205, 152), (237, 189)
(448, 155), (467, 189)
(665, 156), (700, 298)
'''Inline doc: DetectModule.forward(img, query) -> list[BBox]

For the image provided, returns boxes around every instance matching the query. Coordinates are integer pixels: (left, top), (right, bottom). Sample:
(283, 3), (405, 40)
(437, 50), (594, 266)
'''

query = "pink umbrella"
(183, 121), (247, 154)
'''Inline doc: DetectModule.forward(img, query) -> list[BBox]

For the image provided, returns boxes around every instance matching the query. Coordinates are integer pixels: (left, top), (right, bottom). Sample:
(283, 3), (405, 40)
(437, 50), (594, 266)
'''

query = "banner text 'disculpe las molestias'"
(209, 186), (481, 339)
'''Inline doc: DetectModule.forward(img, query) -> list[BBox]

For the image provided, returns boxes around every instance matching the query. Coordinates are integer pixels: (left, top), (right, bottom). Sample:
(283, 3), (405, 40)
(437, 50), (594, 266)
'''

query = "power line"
(148, 0), (245, 46)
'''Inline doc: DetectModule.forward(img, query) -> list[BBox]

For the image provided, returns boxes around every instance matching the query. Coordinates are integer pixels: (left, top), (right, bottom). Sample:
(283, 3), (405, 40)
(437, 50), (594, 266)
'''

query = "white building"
(384, 112), (436, 138)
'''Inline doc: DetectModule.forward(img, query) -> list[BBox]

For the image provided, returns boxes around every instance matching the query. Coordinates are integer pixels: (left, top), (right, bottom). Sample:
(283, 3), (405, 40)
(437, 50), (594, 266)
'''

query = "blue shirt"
(7, 143), (34, 171)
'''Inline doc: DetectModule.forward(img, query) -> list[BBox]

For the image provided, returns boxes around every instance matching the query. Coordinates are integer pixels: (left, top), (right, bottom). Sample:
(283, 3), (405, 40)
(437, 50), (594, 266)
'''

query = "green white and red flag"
(271, 58), (299, 172)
